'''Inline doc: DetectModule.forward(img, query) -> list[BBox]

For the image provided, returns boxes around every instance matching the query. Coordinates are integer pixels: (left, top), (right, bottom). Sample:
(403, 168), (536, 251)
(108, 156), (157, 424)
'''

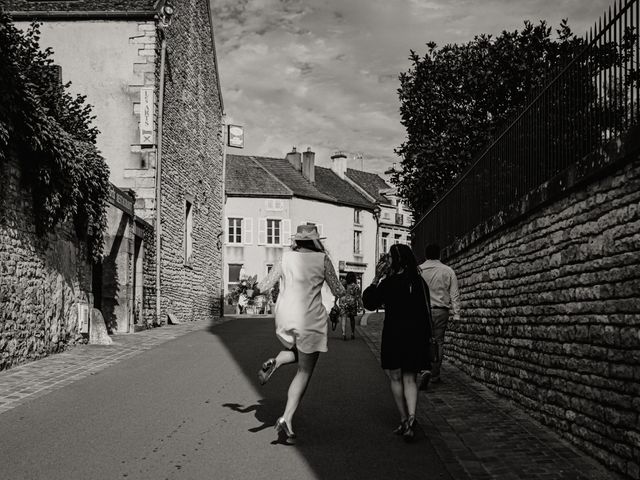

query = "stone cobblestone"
(357, 315), (623, 480)
(0, 317), (230, 416)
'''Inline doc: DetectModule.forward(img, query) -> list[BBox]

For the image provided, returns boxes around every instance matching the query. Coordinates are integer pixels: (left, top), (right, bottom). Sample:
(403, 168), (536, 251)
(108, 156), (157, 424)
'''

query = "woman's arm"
(362, 278), (387, 311)
(324, 255), (346, 298)
(256, 261), (282, 293)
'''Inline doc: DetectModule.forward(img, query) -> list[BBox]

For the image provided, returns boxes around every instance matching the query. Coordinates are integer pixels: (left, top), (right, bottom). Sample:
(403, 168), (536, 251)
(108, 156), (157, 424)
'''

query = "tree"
(0, 13), (110, 260)
(393, 20), (589, 217)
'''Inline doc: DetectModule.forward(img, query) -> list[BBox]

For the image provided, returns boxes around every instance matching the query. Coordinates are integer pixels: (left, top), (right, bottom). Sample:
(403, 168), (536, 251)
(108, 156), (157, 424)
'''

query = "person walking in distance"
(418, 244), (461, 384)
(362, 244), (432, 442)
(254, 224), (345, 443)
(339, 272), (362, 341)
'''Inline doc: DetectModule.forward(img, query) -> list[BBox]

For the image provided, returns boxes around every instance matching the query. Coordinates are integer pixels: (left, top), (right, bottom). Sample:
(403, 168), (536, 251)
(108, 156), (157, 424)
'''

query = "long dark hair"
(388, 244), (420, 282)
(292, 239), (324, 252)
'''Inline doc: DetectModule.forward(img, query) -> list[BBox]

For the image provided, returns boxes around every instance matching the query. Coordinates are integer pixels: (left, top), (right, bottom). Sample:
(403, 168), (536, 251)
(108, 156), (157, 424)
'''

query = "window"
(227, 217), (242, 244)
(266, 199), (284, 211)
(184, 199), (193, 265)
(353, 230), (362, 255)
(266, 264), (273, 275)
(267, 219), (281, 245)
(354, 209), (361, 225)
(394, 234), (402, 245)
(228, 263), (243, 288)
(381, 233), (389, 254)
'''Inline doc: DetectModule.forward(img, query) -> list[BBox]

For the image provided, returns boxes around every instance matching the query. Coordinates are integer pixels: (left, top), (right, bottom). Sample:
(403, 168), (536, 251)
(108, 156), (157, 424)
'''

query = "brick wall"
(0, 156), (92, 371)
(445, 156), (640, 478)
(158, 0), (223, 322)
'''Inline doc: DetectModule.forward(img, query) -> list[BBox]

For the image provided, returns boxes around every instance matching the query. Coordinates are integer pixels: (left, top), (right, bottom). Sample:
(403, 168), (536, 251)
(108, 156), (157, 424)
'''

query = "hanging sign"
(228, 125), (244, 148)
(140, 87), (155, 145)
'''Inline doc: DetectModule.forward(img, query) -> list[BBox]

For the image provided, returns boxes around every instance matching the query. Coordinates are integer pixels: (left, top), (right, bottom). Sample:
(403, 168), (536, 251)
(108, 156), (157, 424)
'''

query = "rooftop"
(226, 155), (292, 198)
(345, 168), (393, 206)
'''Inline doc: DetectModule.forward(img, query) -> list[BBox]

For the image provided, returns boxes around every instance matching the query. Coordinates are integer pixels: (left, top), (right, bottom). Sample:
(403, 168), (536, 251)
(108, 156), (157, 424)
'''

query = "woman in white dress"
(255, 224), (345, 442)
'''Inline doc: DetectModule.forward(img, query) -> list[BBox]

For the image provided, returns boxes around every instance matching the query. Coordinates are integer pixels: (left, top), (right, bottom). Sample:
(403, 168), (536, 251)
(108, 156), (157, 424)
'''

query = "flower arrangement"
(226, 275), (259, 306)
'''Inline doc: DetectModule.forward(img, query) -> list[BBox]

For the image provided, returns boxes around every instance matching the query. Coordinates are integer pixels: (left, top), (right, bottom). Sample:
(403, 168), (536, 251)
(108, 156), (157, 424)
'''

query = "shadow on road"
(209, 316), (451, 480)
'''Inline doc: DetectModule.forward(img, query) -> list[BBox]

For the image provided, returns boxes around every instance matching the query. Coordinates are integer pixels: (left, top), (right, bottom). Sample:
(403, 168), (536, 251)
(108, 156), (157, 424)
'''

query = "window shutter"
(243, 217), (253, 244)
(258, 218), (267, 245)
(281, 219), (291, 246)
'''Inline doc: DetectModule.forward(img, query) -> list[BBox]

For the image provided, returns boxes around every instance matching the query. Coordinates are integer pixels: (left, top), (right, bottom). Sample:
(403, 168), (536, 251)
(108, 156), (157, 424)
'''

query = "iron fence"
(412, 0), (640, 258)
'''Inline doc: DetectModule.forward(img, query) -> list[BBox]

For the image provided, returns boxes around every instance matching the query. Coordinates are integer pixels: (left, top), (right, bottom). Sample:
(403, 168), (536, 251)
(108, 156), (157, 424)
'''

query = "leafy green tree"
(393, 20), (593, 217)
(0, 12), (109, 260)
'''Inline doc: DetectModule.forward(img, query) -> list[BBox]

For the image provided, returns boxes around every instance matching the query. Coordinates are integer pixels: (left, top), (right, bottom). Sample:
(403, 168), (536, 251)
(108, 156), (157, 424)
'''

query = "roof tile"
(345, 168), (393, 205)
(226, 155), (292, 197)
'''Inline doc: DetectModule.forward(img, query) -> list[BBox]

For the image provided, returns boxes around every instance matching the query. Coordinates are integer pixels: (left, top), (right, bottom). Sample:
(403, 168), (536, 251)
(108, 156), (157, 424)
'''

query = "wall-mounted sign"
(107, 183), (135, 216)
(140, 87), (155, 145)
(228, 124), (244, 148)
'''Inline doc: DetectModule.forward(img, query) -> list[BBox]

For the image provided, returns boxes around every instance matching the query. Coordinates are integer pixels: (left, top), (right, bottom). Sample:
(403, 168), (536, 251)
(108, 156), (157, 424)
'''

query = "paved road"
(0, 317), (451, 480)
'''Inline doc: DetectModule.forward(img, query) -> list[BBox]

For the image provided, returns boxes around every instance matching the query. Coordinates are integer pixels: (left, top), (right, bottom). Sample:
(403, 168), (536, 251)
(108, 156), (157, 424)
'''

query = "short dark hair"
(345, 272), (357, 285)
(424, 244), (441, 260)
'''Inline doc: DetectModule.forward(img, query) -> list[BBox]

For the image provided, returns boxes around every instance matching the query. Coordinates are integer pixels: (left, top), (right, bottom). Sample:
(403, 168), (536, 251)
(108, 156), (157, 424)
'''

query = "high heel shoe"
(403, 415), (416, 442)
(393, 419), (407, 435)
(275, 417), (296, 440)
(258, 358), (277, 385)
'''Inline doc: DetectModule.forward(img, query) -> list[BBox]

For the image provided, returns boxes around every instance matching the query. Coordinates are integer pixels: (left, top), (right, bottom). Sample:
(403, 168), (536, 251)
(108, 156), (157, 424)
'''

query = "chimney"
(302, 147), (315, 183)
(331, 151), (347, 179)
(286, 147), (302, 171)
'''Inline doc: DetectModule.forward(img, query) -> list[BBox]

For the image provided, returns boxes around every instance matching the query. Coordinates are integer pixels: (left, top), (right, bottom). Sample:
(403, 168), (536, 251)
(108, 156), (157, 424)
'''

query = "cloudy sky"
(211, 0), (613, 175)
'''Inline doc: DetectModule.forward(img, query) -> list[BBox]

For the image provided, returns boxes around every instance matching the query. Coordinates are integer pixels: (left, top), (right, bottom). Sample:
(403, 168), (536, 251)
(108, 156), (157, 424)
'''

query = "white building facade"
(224, 151), (377, 309)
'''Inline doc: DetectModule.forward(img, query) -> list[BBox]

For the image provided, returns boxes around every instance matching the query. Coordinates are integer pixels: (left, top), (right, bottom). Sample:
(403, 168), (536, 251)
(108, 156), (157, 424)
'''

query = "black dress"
(363, 272), (432, 372)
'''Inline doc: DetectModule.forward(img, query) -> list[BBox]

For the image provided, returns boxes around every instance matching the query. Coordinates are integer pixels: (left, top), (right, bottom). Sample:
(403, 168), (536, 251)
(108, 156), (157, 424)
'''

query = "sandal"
(393, 419), (407, 435)
(403, 415), (416, 442)
(258, 358), (277, 385)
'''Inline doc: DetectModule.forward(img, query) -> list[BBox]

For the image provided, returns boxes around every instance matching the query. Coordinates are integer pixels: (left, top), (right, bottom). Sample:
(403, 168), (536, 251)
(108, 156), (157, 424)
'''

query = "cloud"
(212, 0), (614, 174)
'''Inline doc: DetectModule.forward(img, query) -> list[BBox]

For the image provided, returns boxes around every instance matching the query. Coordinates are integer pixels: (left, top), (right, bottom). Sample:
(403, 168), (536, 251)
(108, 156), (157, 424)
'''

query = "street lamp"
(373, 205), (382, 261)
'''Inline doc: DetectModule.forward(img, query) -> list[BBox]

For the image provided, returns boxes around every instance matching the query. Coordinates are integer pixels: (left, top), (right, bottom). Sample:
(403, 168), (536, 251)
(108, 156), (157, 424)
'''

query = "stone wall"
(444, 156), (640, 478)
(158, 0), (224, 323)
(0, 156), (92, 371)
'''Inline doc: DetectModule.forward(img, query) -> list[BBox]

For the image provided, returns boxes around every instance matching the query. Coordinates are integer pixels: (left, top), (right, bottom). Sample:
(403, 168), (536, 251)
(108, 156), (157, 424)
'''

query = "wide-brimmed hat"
(292, 224), (325, 241)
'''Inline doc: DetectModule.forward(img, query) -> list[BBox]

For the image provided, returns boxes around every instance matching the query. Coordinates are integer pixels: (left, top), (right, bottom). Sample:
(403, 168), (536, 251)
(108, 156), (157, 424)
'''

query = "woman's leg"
(282, 351), (320, 431)
(402, 371), (418, 418)
(341, 314), (347, 338)
(273, 349), (297, 369)
(349, 315), (356, 338)
(386, 368), (408, 421)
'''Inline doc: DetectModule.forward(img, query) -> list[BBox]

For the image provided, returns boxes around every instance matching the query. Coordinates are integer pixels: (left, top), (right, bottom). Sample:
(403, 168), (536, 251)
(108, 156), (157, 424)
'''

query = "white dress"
(258, 250), (345, 353)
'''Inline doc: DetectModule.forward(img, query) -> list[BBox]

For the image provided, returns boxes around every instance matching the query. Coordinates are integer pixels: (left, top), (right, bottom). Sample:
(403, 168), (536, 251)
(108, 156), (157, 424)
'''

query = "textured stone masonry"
(158, 0), (224, 323)
(445, 157), (640, 478)
(0, 156), (92, 371)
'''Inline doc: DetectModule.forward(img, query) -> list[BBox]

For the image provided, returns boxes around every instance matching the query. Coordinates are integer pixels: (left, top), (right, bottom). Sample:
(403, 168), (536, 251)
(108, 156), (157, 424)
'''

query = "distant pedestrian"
(254, 224), (345, 443)
(339, 272), (362, 341)
(362, 244), (432, 442)
(418, 244), (460, 384)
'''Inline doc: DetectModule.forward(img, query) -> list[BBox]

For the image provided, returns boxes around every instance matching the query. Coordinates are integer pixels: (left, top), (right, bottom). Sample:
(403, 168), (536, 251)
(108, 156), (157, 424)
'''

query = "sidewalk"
(358, 315), (621, 480)
(0, 317), (229, 415)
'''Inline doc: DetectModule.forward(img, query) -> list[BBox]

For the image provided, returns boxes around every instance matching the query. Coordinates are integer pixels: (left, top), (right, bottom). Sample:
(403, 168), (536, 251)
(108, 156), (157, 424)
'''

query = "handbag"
(329, 298), (341, 331)
(418, 278), (440, 365)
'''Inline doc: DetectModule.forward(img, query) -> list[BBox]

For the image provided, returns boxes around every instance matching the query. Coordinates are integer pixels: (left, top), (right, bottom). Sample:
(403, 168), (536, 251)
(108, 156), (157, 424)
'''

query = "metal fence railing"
(412, 0), (640, 257)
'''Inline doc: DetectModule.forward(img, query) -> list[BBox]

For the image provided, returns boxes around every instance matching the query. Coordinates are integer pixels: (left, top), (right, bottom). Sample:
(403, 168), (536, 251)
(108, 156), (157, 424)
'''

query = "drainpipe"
(220, 115), (227, 317)
(155, 32), (167, 326)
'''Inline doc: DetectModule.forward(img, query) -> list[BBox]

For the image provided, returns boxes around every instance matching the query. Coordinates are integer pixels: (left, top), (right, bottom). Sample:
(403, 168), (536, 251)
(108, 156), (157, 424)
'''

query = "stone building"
(4, 0), (226, 327)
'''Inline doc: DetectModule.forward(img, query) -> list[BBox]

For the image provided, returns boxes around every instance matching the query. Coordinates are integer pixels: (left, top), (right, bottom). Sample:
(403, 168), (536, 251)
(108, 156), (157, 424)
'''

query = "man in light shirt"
(419, 244), (461, 383)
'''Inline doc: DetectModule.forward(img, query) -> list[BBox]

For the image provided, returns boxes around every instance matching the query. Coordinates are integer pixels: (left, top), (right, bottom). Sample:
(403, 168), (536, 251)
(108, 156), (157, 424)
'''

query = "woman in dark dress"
(362, 244), (432, 441)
